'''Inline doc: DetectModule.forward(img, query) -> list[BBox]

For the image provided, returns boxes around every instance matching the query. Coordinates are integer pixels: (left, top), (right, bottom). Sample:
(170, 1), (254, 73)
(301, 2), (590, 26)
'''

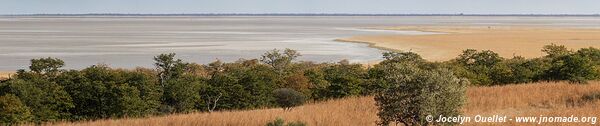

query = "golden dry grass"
(464, 82), (600, 126)
(48, 96), (378, 126)
(338, 26), (600, 61)
(0, 71), (15, 80)
(49, 81), (600, 126)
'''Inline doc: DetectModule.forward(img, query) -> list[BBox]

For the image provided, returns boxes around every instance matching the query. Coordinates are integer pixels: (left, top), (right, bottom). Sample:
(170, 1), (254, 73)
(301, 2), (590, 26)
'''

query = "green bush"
(273, 88), (306, 110)
(453, 49), (503, 85)
(0, 94), (32, 124)
(375, 62), (468, 126)
(0, 78), (73, 122)
(542, 43), (572, 58)
(544, 54), (598, 83)
(57, 65), (161, 119)
(321, 61), (367, 98)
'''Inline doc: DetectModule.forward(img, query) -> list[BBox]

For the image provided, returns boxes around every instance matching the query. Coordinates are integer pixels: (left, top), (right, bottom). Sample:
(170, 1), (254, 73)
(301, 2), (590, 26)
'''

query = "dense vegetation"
(0, 45), (599, 125)
(374, 54), (468, 126)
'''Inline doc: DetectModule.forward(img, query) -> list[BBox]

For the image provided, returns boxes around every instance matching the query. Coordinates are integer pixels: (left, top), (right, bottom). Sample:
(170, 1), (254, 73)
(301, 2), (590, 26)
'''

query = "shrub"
(1, 79), (73, 122)
(542, 43), (572, 58)
(58, 65), (161, 119)
(581, 92), (600, 102)
(0, 94), (32, 125)
(375, 62), (468, 126)
(321, 61), (367, 98)
(544, 54), (598, 83)
(453, 49), (503, 85)
(266, 118), (306, 126)
(283, 73), (311, 95)
(273, 88), (306, 110)
(380, 51), (425, 65)
(581, 92), (600, 101)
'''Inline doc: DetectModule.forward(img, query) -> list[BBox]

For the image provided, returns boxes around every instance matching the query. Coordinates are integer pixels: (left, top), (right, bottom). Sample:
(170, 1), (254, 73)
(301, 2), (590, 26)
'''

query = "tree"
(0, 79), (73, 122)
(544, 54), (598, 83)
(542, 43), (572, 58)
(303, 68), (330, 100)
(56, 65), (161, 119)
(322, 61), (367, 98)
(204, 61), (280, 110)
(29, 57), (65, 76)
(273, 88), (306, 111)
(0, 94), (32, 125)
(454, 49), (503, 85)
(260, 48), (301, 74)
(375, 62), (468, 126)
(153, 53), (204, 113)
(457, 49), (503, 67)
(162, 75), (203, 113)
(381, 51), (425, 65)
(576, 47), (600, 65)
(154, 53), (188, 87)
(500, 57), (549, 84)
(283, 73), (311, 95)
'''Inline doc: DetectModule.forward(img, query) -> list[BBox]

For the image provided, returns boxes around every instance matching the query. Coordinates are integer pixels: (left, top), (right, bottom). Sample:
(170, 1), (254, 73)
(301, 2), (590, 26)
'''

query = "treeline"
(0, 44), (599, 124)
(450, 44), (599, 85)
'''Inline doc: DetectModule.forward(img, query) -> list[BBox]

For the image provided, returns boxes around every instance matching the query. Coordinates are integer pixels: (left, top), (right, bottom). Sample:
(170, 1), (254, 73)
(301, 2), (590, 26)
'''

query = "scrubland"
(51, 81), (600, 126)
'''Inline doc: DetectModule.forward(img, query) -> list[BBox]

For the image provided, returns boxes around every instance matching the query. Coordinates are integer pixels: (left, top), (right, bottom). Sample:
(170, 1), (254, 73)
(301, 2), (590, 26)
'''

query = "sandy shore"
(338, 26), (600, 61)
(0, 71), (15, 80)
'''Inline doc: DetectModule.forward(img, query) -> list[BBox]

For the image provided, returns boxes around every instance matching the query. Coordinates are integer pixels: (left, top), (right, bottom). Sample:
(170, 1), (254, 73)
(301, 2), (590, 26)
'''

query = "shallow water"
(0, 16), (599, 70)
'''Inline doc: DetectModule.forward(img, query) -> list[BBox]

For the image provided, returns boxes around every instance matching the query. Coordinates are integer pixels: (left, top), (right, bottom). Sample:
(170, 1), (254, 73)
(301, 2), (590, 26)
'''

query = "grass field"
(0, 71), (14, 80)
(47, 81), (600, 126)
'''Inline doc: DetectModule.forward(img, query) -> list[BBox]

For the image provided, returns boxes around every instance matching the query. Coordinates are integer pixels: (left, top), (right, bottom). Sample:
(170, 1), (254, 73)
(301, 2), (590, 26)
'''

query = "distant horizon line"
(3, 13), (600, 17)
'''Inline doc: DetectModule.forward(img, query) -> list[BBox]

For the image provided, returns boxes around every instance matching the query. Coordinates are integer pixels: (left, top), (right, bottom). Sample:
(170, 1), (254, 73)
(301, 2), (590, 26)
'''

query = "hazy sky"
(1, 0), (599, 14)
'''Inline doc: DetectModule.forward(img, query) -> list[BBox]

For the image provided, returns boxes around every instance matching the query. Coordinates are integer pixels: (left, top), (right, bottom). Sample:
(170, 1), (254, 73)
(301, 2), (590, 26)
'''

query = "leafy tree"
(375, 62), (467, 126)
(29, 57), (65, 77)
(154, 53), (188, 87)
(260, 48), (301, 74)
(57, 65), (160, 119)
(457, 49), (503, 67)
(123, 68), (162, 115)
(0, 78), (73, 122)
(303, 68), (330, 100)
(322, 61), (367, 98)
(380, 51), (425, 65)
(235, 63), (280, 108)
(283, 73), (311, 95)
(454, 49), (503, 85)
(153, 53), (205, 113)
(544, 54), (598, 83)
(162, 75), (203, 113)
(489, 61), (514, 84)
(0, 94), (32, 125)
(205, 61), (280, 110)
(501, 57), (549, 83)
(542, 43), (572, 58)
(539, 46), (599, 83)
(576, 47), (600, 65)
(0, 58), (74, 122)
(273, 88), (306, 111)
